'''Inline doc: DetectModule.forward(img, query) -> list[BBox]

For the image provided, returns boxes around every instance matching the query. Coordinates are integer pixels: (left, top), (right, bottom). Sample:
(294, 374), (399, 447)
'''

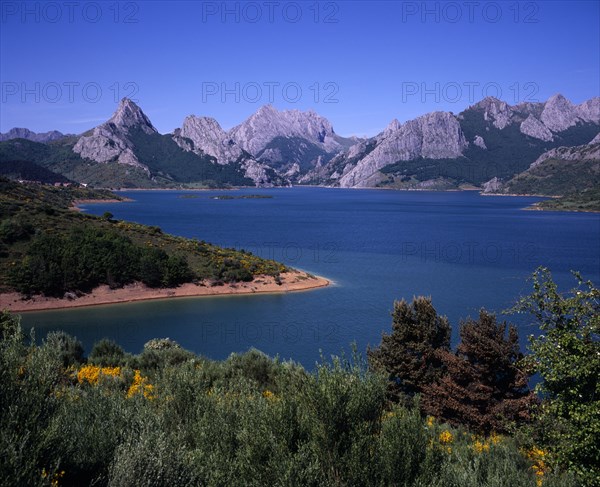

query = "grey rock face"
(172, 114), (283, 186)
(482, 177), (503, 193)
(520, 114), (554, 141)
(0, 127), (66, 143)
(576, 97), (600, 123)
(338, 112), (467, 188)
(175, 115), (243, 165)
(589, 132), (600, 144)
(540, 94), (580, 132)
(73, 98), (153, 171)
(228, 104), (342, 156)
(473, 135), (487, 149)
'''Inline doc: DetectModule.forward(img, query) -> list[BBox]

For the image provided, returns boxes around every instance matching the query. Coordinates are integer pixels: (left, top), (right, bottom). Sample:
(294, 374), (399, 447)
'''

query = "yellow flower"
(439, 430), (453, 444)
(426, 416), (435, 428)
(262, 389), (278, 402)
(489, 432), (503, 445)
(473, 440), (490, 454)
(382, 410), (395, 421)
(77, 365), (121, 385)
(127, 370), (155, 400)
(525, 447), (548, 486)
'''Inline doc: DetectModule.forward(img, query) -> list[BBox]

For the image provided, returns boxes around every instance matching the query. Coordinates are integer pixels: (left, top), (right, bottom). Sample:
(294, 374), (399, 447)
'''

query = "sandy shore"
(0, 271), (330, 313)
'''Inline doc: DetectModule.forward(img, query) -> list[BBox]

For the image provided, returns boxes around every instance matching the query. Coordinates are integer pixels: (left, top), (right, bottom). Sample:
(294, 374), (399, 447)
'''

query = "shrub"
(89, 338), (127, 367)
(44, 331), (85, 367)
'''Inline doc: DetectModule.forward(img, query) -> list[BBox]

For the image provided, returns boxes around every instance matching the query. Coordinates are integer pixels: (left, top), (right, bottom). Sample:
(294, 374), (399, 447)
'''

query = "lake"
(21, 188), (600, 367)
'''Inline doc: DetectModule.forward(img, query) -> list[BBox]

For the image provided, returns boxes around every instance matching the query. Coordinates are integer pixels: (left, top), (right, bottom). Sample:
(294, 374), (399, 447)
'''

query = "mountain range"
(0, 94), (598, 192)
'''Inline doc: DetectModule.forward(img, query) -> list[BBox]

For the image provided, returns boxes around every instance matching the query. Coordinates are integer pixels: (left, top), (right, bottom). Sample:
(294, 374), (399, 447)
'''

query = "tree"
(368, 297), (451, 402)
(512, 268), (599, 484)
(421, 310), (536, 434)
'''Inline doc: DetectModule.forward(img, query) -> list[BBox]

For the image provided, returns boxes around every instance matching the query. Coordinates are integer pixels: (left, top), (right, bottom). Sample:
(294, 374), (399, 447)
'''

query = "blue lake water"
(21, 188), (600, 367)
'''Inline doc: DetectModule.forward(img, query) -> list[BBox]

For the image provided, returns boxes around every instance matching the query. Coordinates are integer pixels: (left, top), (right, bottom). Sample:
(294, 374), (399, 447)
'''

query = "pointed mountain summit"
(228, 104), (340, 156)
(73, 98), (155, 167)
(107, 98), (157, 134)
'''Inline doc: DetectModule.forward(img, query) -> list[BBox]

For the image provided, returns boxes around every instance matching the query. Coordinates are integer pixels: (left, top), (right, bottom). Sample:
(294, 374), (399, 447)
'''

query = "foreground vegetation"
(1, 269), (597, 486)
(0, 179), (286, 296)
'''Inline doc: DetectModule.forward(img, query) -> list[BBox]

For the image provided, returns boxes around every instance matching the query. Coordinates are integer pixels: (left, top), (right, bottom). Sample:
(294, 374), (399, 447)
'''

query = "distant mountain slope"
(0, 138), (156, 189)
(484, 139), (600, 212)
(491, 141), (600, 197)
(307, 94), (599, 188)
(0, 159), (71, 184)
(0, 128), (67, 143)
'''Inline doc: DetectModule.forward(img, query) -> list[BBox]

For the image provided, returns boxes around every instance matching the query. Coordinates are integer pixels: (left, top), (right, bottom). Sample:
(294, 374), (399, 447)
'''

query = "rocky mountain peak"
(228, 104), (340, 155)
(540, 93), (578, 132)
(383, 119), (401, 136)
(108, 98), (157, 134)
(576, 97), (600, 123)
(175, 114), (239, 165)
(471, 97), (513, 129)
(72, 98), (155, 169)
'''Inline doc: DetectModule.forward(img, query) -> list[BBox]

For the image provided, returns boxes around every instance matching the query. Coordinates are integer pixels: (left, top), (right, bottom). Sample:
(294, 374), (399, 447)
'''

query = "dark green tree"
(367, 297), (451, 402)
(421, 310), (536, 434)
(512, 268), (600, 484)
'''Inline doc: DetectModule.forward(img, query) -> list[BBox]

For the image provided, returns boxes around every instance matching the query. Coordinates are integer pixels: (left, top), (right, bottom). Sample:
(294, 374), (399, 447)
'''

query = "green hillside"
(0, 179), (285, 296)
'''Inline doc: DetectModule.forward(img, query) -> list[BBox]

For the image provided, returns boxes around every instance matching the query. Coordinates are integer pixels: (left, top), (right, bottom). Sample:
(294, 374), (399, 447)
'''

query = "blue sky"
(1, 0), (598, 136)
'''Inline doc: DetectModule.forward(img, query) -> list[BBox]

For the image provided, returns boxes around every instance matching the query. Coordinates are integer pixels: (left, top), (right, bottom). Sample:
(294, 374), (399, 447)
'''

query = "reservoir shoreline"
(0, 271), (330, 313)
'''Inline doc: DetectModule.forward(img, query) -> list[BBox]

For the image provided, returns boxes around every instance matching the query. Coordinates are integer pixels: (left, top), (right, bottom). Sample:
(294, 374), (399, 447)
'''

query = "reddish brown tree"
(422, 310), (536, 434)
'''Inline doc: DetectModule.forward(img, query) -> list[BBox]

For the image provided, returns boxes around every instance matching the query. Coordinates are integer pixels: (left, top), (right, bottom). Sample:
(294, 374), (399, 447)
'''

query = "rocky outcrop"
(473, 135), (487, 149)
(482, 177), (503, 193)
(0, 128), (66, 143)
(474, 97), (514, 129)
(530, 141), (600, 168)
(520, 115), (554, 141)
(337, 112), (468, 188)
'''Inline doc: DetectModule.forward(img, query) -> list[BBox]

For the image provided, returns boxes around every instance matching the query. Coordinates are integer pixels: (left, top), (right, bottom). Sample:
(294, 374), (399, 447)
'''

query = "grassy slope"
(503, 150), (600, 212)
(505, 158), (600, 195)
(0, 179), (286, 293)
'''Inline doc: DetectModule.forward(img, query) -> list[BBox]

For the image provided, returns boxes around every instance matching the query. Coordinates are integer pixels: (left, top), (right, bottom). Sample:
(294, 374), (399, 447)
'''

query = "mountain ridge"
(1, 94), (598, 190)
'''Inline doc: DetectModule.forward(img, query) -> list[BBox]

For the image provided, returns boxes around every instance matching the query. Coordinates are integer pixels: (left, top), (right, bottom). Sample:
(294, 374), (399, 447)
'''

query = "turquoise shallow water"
(21, 188), (600, 367)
